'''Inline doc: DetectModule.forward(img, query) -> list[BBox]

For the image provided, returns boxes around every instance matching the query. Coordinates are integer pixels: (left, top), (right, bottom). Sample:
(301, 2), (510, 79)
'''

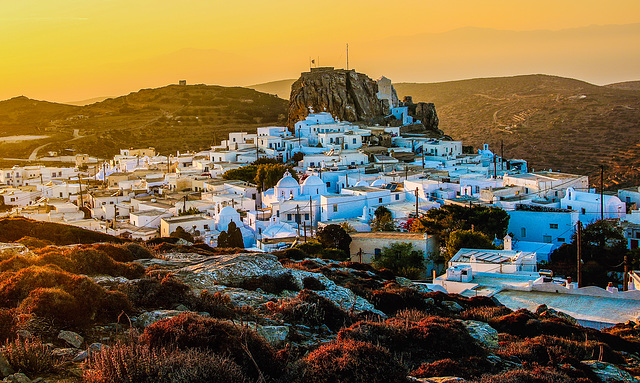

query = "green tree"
(373, 242), (426, 279)
(178, 207), (200, 216)
(222, 165), (258, 183)
(445, 230), (496, 262)
(254, 163), (297, 191)
(548, 219), (627, 287)
(411, 205), (509, 245)
(316, 224), (352, 255)
(170, 226), (194, 243)
(291, 152), (304, 163)
(218, 221), (244, 248)
(370, 206), (396, 232)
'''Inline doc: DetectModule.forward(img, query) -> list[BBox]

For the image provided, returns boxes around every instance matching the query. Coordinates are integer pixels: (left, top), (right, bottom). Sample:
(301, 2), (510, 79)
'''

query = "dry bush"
(369, 286), (431, 316)
(141, 312), (283, 380)
(17, 288), (84, 326)
(469, 366), (591, 383)
(234, 273), (300, 294)
(411, 356), (494, 379)
(0, 308), (16, 341)
(197, 290), (237, 319)
(303, 339), (408, 383)
(0, 255), (33, 272)
(83, 342), (251, 383)
(0, 217), (125, 245)
(118, 274), (196, 310)
(264, 289), (353, 331)
(498, 335), (625, 365)
(3, 337), (60, 374)
(338, 316), (484, 369)
(14, 236), (53, 249)
(0, 265), (133, 327)
(302, 276), (326, 291)
(460, 306), (513, 322)
(394, 309), (430, 322)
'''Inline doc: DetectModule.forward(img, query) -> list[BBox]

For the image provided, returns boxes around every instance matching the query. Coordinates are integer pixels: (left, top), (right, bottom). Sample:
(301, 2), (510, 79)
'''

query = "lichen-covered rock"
(535, 304), (578, 325)
(58, 330), (83, 348)
(462, 320), (498, 350)
(287, 68), (385, 127)
(2, 373), (32, 383)
(175, 253), (283, 289)
(582, 360), (639, 383)
(442, 301), (464, 313)
(254, 325), (289, 347)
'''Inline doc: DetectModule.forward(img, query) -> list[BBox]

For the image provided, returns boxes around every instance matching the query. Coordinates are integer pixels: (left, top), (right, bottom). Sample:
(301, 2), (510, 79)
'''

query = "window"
(326, 182), (331, 187)
(204, 225), (209, 230)
(558, 238), (565, 243)
(521, 227), (526, 237)
(374, 248), (382, 256)
(333, 205), (338, 212)
(378, 198), (382, 203)
(353, 138), (357, 144)
(276, 210), (280, 217)
(567, 205), (572, 210)
(549, 223), (558, 229)
(543, 235), (552, 243)
(395, 194), (399, 200)
(581, 208), (586, 215)
(305, 213), (309, 220)
(287, 214), (292, 221)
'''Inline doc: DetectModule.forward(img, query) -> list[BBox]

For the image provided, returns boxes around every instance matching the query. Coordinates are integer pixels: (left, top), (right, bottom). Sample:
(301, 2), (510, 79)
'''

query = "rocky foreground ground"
(1, 238), (640, 383)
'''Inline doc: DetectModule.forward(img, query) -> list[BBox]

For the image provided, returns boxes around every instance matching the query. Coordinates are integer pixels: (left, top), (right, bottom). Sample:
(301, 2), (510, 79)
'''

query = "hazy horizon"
(2, 0), (640, 102)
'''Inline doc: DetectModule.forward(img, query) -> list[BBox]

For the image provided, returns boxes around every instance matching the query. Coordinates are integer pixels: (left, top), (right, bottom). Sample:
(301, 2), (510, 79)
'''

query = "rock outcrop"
(287, 67), (385, 127)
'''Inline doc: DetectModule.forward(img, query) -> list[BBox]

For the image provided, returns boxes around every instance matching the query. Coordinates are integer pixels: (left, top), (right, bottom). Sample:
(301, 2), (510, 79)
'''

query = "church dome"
(302, 175), (323, 186)
(218, 206), (238, 217)
(371, 179), (386, 187)
(276, 171), (299, 188)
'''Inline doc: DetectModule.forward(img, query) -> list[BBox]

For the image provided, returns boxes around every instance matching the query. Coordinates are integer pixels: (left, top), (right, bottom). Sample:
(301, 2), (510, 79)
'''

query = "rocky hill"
(0, 85), (288, 161)
(1, 218), (640, 383)
(395, 75), (640, 189)
(287, 68), (385, 127)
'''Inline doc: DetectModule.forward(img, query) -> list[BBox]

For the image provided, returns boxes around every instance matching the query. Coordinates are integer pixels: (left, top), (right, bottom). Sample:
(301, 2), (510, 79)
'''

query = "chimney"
(504, 233), (513, 251)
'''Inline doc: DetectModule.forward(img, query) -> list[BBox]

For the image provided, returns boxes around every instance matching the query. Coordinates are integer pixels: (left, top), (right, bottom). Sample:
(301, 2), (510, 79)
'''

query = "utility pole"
(309, 196), (313, 237)
(600, 165), (604, 220)
(303, 222), (307, 242)
(577, 221), (582, 287)
(624, 254), (629, 291)
(493, 155), (497, 178)
(415, 187), (419, 218)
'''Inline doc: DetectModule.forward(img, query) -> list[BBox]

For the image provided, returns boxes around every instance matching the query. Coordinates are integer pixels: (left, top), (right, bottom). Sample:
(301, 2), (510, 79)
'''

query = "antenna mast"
(346, 44), (349, 70)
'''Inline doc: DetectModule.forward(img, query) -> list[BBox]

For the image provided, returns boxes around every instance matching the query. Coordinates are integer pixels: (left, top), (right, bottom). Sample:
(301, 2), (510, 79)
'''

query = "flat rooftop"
(351, 232), (427, 240)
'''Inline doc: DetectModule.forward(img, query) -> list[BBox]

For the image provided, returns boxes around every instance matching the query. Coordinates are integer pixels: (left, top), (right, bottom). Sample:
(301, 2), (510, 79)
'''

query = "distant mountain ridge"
(393, 75), (640, 188)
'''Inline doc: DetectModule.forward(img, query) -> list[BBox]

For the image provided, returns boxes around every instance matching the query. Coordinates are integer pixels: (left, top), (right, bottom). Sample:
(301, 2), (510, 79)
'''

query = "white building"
(560, 187), (626, 223)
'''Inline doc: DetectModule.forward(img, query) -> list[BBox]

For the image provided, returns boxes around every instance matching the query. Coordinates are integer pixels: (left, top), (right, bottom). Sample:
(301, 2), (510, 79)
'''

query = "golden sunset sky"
(2, 0), (640, 102)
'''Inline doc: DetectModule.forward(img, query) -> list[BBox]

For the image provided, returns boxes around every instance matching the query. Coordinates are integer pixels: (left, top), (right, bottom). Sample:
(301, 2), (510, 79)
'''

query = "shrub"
(3, 337), (60, 374)
(197, 290), (237, 319)
(461, 306), (513, 322)
(369, 286), (431, 316)
(471, 366), (591, 383)
(141, 313), (282, 379)
(15, 236), (53, 249)
(0, 217), (125, 245)
(498, 335), (625, 365)
(303, 339), (408, 383)
(235, 273), (300, 294)
(319, 248), (349, 261)
(0, 308), (16, 341)
(302, 276), (326, 291)
(119, 274), (196, 310)
(273, 247), (308, 260)
(294, 241), (323, 256)
(411, 357), (494, 379)
(17, 288), (84, 326)
(338, 316), (484, 369)
(0, 265), (133, 327)
(84, 342), (251, 383)
(121, 242), (153, 260)
(265, 289), (352, 331)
